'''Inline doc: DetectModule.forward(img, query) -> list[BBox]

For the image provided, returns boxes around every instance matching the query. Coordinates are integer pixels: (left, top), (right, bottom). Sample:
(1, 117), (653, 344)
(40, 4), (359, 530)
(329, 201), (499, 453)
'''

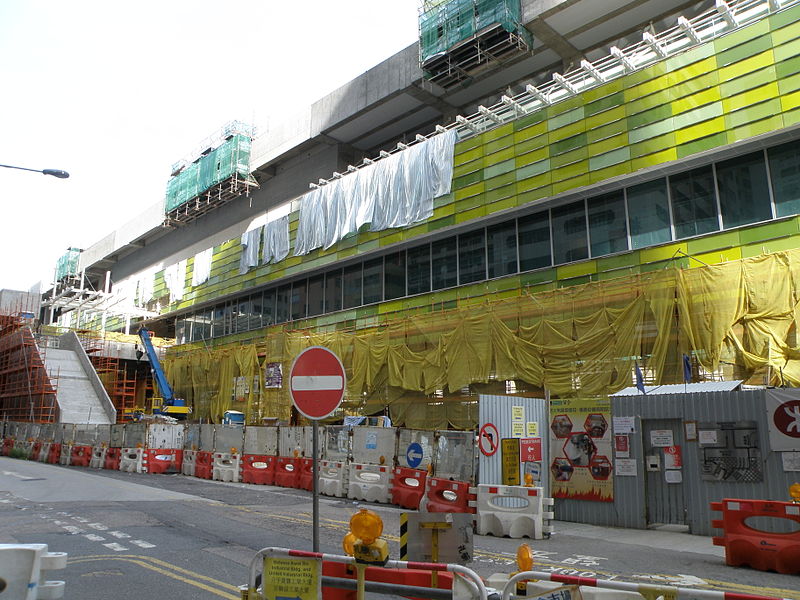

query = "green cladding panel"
(164, 134), (252, 213)
(55, 248), (80, 281)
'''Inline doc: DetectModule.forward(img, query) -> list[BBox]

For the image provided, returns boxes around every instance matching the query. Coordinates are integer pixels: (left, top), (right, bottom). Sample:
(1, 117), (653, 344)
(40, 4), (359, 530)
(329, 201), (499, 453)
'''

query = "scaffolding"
(164, 127), (259, 226)
(419, 0), (532, 87)
(0, 314), (59, 423)
(77, 332), (140, 423)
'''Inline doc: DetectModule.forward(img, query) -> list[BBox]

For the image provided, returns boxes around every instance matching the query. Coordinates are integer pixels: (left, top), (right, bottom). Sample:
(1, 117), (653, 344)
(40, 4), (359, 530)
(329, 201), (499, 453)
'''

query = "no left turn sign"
(479, 422), (499, 456)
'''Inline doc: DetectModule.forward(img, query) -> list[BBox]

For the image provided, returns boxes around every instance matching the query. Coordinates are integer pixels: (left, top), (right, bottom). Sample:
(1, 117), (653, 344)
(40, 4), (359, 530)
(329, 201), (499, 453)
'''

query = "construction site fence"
(1, 421), (476, 482)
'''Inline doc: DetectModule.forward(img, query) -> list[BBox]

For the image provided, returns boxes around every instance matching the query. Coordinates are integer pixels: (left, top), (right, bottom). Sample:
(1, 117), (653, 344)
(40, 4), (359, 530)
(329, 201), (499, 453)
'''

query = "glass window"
(407, 245), (431, 295)
(627, 179), (671, 249)
(384, 252), (406, 300)
(432, 237), (457, 290)
(223, 302), (234, 335)
(459, 230), (486, 284)
(263, 289), (276, 326)
(275, 284), (291, 323)
(249, 293), (263, 330)
(343, 264), (362, 308)
(236, 299), (249, 332)
(291, 280), (307, 321)
(670, 166), (718, 238)
(307, 275), (324, 317)
(175, 317), (186, 344)
(551, 201), (588, 264)
(487, 221), (518, 278)
(325, 269), (343, 313)
(588, 190), (628, 257)
(716, 151), (772, 229)
(768, 141), (800, 217)
(518, 212), (551, 271)
(363, 258), (383, 304)
(212, 305), (224, 337)
(191, 310), (211, 341)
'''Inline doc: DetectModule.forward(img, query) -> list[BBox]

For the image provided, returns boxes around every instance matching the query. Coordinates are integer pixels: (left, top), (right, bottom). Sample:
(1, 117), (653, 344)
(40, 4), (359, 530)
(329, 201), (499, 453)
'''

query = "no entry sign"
(289, 346), (346, 420)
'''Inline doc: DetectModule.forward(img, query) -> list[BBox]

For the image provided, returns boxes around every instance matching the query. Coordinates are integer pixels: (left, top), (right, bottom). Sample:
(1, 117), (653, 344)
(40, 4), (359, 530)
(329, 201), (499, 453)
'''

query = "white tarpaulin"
(192, 248), (213, 286)
(262, 216), (290, 264)
(766, 388), (800, 451)
(239, 227), (261, 274)
(294, 129), (458, 256)
(164, 259), (187, 301)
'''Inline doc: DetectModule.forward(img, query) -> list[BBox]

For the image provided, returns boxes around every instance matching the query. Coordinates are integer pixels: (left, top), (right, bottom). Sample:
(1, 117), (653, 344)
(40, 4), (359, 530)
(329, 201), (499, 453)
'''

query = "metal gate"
(642, 418), (686, 527)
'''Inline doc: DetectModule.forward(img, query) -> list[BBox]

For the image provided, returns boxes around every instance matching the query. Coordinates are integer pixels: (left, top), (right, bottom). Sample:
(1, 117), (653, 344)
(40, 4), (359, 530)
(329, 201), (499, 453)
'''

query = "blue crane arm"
(138, 326), (174, 403)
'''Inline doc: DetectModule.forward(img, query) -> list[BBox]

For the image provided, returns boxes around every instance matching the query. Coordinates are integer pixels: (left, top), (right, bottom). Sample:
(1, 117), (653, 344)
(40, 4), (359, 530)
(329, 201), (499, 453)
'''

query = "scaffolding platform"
(164, 172), (259, 227)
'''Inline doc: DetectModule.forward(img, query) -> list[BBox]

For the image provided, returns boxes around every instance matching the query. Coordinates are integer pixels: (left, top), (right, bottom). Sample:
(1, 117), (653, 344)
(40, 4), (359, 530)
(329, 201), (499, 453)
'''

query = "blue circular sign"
(406, 442), (424, 468)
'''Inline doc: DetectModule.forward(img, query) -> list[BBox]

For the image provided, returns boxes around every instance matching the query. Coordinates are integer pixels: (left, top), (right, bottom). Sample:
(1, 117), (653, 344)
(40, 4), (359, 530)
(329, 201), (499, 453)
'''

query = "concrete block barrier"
(0, 543), (67, 600)
(119, 447), (144, 473)
(318, 460), (348, 497)
(212, 452), (240, 482)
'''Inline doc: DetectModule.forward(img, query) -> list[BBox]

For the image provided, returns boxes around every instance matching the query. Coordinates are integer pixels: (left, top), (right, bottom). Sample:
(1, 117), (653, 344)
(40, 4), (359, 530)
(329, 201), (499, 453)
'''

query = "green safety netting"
(55, 248), (80, 281)
(164, 134), (253, 213)
(419, 0), (524, 63)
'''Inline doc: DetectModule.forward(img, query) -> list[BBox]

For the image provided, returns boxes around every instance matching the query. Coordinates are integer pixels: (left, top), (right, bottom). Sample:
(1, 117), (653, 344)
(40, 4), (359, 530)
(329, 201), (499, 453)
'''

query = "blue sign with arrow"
(406, 442), (424, 468)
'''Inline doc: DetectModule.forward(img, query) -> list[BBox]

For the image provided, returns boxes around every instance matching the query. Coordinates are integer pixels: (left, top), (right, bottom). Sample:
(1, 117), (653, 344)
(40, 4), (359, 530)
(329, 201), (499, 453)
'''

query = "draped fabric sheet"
(164, 248), (800, 428)
(164, 260), (187, 302)
(262, 216), (290, 265)
(192, 248), (213, 286)
(137, 273), (154, 307)
(239, 227), (262, 275)
(294, 130), (458, 256)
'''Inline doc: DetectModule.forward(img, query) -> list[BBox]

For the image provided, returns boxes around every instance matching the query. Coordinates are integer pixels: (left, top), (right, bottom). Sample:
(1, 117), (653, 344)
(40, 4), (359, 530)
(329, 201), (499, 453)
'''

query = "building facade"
(44, 0), (800, 426)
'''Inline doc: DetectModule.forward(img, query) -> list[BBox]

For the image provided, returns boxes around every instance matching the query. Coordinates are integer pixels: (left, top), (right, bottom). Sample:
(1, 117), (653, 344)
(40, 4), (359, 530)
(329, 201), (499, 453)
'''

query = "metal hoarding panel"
(244, 426), (278, 455)
(351, 426), (396, 465)
(124, 423), (146, 447)
(40, 424), (56, 442)
(397, 429), (435, 469)
(435, 431), (475, 482)
(324, 426), (350, 461)
(478, 394), (549, 495)
(279, 426), (305, 457)
(110, 424), (125, 447)
(214, 425), (245, 453)
(199, 424), (216, 451)
(303, 426), (323, 459)
(73, 424), (97, 445)
(184, 424), (201, 450)
(146, 424), (183, 449)
(94, 425), (111, 445)
(60, 424), (76, 444)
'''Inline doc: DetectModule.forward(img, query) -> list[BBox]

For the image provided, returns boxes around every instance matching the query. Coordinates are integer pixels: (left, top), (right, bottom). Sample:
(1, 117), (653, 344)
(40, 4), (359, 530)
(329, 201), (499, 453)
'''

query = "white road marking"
(63, 525), (85, 535)
(130, 540), (156, 548)
(1, 470), (37, 480)
(84, 534), (106, 542)
(88, 523), (109, 530)
(73, 517), (89, 523)
(102, 543), (128, 552)
(109, 531), (130, 539)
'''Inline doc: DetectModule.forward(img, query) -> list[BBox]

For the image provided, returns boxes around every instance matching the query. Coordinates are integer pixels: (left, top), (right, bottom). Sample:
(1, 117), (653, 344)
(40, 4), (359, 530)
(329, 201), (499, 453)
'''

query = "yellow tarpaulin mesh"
(163, 248), (800, 427)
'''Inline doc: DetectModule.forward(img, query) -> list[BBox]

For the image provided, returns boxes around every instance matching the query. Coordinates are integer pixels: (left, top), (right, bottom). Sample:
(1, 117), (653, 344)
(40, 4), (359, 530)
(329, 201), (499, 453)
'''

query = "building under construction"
(6, 0), (800, 427)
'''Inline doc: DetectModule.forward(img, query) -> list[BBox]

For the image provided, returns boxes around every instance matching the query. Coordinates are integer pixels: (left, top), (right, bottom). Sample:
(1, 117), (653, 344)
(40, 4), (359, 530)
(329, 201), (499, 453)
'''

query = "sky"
(0, 1), (420, 292)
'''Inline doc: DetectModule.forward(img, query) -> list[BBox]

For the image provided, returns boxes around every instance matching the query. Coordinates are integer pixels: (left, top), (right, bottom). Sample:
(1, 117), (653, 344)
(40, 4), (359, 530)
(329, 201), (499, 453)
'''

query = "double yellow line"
(68, 555), (240, 599)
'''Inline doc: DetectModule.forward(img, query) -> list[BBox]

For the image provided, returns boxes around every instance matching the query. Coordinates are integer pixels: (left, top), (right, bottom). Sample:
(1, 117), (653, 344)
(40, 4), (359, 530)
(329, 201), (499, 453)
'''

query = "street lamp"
(0, 163), (69, 178)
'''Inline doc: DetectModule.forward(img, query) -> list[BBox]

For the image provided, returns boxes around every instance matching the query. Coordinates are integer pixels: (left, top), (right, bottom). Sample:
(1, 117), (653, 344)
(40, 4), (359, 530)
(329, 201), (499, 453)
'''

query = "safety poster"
(549, 397), (613, 502)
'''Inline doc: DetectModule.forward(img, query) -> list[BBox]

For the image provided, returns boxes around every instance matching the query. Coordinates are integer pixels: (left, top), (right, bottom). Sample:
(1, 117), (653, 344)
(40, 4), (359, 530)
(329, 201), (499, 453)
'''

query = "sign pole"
(312, 420), (319, 552)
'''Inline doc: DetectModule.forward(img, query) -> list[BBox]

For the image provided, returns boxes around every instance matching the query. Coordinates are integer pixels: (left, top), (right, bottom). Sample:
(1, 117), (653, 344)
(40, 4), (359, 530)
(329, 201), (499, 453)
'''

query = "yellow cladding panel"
(672, 87), (721, 114)
(640, 242), (688, 264)
(454, 181), (485, 201)
(722, 82), (780, 113)
(675, 116), (725, 145)
(718, 50), (775, 82)
(625, 73), (671, 102)
(690, 247), (742, 267)
(557, 260), (597, 280)
(782, 90), (800, 112)
(667, 57), (718, 86)
(630, 147), (678, 172)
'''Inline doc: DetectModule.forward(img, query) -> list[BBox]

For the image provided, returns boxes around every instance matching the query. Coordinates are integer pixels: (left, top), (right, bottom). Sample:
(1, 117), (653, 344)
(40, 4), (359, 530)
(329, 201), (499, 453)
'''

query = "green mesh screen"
(55, 248), (80, 281)
(164, 134), (252, 213)
(419, 0), (524, 63)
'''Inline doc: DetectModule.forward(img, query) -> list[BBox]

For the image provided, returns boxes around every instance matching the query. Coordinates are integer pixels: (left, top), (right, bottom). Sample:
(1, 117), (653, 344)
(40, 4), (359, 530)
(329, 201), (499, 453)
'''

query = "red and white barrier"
(424, 477), (476, 514)
(212, 452), (240, 482)
(347, 463), (391, 503)
(119, 447), (144, 473)
(390, 466), (427, 509)
(476, 484), (553, 539)
(318, 460), (348, 497)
